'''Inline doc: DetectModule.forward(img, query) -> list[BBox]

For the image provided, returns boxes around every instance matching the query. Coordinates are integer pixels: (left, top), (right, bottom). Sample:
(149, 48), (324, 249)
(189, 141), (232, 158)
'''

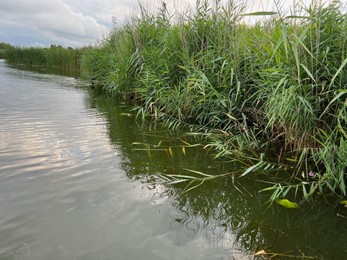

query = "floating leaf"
(259, 186), (278, 192)
(183, 168), (213, 177)
(286, 157), (297, 162)
(168, 147), (173, 157)
(276, 199), (299, 209)
(240, 164), (258, 177)
(340, 200), (347, 207)
(254, 250), (268, 256)
(180, 139), (192, 146)
(167, 179), (188, 185)
(120, 113), (132, 117)
(240, 161), (263, 177)
(181, 180), (205, 194)
(182, 147), (186, 155)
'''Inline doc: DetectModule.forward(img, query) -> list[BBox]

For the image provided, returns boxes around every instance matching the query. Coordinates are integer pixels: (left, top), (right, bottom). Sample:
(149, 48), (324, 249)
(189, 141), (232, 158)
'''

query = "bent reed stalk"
(51, 0), (347, 202)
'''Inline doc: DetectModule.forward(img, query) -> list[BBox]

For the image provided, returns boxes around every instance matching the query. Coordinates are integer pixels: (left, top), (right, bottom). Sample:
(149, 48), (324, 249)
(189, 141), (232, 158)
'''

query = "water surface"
(0, 60), (346, 259)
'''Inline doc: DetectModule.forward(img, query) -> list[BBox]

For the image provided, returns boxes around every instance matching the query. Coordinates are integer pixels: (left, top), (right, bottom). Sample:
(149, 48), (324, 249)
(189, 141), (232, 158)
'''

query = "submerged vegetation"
(3, 44), (86, 76)
(82, 0), (347, 203)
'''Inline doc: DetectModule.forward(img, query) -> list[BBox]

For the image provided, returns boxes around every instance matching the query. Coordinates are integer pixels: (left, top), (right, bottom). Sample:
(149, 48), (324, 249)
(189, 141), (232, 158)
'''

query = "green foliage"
(0, 42), (13, 59)
(3, 44), (85, 75)
(82, 0), (347, 202)
(275, 199), (299, 209)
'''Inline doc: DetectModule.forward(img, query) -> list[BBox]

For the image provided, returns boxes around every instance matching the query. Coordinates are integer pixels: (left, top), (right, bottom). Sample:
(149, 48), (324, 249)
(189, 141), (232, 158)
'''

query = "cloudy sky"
(0, 0), (312, 48)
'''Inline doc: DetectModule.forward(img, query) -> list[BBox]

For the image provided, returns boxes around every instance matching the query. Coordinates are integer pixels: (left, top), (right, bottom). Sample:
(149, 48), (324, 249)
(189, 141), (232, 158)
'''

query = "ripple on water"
(0, 62), (256, 260)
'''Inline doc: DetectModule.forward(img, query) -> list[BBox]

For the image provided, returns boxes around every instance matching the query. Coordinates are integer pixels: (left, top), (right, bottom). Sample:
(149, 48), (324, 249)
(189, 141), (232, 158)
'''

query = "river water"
(0, 59), (346, 259)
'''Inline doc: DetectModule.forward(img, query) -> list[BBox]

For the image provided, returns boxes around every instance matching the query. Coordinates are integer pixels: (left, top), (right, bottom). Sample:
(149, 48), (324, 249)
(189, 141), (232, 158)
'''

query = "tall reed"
(82, 0), (347, 201)
(4, 44), (86, 75)
(0, 42), (13, 59)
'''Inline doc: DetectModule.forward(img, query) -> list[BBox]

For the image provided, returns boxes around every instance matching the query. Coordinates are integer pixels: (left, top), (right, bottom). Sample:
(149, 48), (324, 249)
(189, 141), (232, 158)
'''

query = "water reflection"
(0, 61), (248, 259)
(6, 63), (80, 78)
(87, 91), (347, 259)
(1, 59), (347, 259)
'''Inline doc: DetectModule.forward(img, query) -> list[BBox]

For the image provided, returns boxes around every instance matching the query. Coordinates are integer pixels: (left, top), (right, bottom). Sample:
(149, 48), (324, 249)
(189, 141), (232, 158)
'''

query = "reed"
(0, 42), (13, 59)
(67, 0), (347, 201)
(3, 44), (85, 75)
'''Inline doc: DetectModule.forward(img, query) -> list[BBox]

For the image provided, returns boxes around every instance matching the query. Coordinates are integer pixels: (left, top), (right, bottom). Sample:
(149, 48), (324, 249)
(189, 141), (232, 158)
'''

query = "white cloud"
(0, 0), (326, 47)
(0, 0), (105, 47)
(63, 0), (138, 25)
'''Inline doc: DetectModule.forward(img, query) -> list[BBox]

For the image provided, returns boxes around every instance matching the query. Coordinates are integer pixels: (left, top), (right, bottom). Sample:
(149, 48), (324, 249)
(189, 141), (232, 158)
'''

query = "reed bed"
(3, 0), (344, 203)
(4, 44), (86, 75)
(0, 42), (13, 59)
(82, 0), (347, 202)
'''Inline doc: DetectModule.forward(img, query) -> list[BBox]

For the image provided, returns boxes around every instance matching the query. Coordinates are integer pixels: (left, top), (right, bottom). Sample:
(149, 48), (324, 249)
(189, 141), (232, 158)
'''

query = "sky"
(0, 0), (315, 48)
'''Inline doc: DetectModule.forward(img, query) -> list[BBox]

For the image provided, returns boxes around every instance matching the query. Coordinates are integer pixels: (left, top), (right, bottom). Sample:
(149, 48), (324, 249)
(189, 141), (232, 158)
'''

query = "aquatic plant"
(3, 44), (85, 75)
(81, 0), (347, 202)
(0, 42), (13, 59)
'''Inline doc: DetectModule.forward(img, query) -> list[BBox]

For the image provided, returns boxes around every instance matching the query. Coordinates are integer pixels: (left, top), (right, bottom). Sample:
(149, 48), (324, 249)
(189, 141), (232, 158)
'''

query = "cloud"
(0, 0), (317, 47)
(62, 0), (138, 25)
(0, 0), (106, 47)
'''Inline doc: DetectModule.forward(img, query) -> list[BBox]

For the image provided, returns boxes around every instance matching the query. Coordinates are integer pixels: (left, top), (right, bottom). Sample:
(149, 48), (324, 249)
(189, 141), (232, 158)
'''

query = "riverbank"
(2, 59), (346, 259)
(2, 0), (347, 204)
(2, 44), (87, 76)
(81, 0), (347, 203)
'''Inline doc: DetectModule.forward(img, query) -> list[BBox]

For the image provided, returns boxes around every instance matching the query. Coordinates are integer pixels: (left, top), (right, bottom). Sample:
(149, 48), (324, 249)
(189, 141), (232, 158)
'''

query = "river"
(0, 60), (346, 259)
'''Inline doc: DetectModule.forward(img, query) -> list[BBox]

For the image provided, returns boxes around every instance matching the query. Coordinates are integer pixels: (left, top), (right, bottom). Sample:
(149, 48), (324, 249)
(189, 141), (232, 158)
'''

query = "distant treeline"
(0, 43), (89, 76)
